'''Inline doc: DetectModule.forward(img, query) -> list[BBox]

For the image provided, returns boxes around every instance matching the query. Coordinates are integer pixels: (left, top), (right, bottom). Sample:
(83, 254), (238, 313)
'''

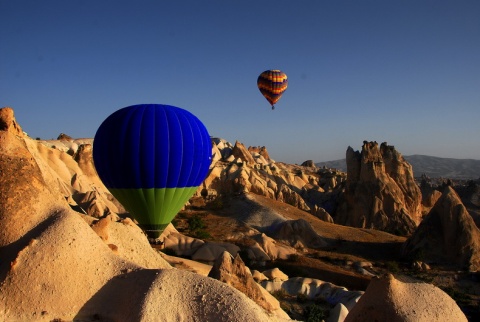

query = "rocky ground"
(1, 106), (479, 321)
(173, 193), (480, 321)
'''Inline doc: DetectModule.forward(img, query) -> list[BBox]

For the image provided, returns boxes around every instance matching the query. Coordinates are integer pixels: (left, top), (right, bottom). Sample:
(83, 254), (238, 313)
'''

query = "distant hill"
(316, 155), (480, 180)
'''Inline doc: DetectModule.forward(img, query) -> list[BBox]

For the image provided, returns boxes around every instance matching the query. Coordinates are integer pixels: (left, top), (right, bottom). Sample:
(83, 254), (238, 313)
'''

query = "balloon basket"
(145, 230), (163, 239)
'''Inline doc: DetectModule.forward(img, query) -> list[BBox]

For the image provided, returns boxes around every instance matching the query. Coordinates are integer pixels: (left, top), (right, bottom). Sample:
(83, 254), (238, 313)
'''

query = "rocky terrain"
(1, 106), (479, 321)
(317, 155), (480, 180)
(334, 141), (422, 236)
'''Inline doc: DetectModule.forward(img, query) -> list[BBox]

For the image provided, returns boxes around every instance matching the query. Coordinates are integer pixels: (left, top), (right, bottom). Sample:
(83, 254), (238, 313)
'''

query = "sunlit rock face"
(402, 186), (480, 272)
(201, 138), (346, 222)
(208, 252), (276, 314)
(334, 141), (422, 236)
(248, 145), (271, 162)
(0, 107), (24, 137)
(344, 274), (468, 322)
(0, 109), (286, 322)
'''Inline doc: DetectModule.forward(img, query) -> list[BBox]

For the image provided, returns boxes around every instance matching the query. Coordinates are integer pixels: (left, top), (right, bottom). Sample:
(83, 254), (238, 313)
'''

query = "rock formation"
(311, 205), (334, 223)
(419, 174), (443, 210)
(200, 138), (346, 219)
(248, 145), (271, 162)
(208, 251), (289, 319)
(0, 110), (288, 322)
(269, 219), (328, 249)
(402, 186), (480, 271)
(2, 107), (472, 321)
(344, 274), (467, 322)
(260, 274), (363, 318)
(301, 160), (315, 167)
(335, 141), (421, 236)
(0, 107), (23, 137)
(231, 140), (256, 166)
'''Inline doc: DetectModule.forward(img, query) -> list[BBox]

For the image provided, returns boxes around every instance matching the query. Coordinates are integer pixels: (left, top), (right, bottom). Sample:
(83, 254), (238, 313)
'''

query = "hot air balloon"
(257, 69), (288, 110)
(93, 104), (212, 239)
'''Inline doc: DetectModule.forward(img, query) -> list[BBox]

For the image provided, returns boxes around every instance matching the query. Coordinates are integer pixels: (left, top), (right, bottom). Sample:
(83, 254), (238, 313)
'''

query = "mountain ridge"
(316, 154), (480, 180)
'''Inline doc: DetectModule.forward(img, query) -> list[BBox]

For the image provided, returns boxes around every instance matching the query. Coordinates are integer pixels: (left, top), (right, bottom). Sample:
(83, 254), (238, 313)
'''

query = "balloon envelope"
(93, 104), (212, 238)
(257, 70), (288, 109)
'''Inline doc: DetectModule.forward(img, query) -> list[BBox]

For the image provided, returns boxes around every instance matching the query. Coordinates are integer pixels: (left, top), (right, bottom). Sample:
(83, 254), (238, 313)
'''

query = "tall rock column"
(335, 141), (421, 236)
(380, 142), (422, 224)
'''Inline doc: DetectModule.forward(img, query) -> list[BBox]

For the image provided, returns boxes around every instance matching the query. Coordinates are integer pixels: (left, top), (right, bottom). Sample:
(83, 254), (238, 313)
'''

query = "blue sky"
(1, 0), (479, 163)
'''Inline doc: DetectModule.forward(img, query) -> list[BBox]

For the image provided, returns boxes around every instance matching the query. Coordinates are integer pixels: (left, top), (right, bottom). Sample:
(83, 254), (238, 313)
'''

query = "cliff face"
(402, 186), (480, 272)
(335, 141), (422, 236)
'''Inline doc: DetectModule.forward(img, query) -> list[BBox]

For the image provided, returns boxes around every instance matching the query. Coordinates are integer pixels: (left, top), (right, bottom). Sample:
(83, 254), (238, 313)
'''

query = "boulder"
(161, 224), (205, 257)
(191, 241), (240, 262)
(270, 219), (328, 249)
(402, 186), (480, 271)
(231, 141), (255, 166)
(311, 205), (334, 223)
(260, 277), (363, 311)
(262, 267), (289, 281)
(0, 107), (23, 137)
(277, 184), (310, 211)
(248, 146), (271, 161)
(251, 233), (296, 260)
(344, 274), (468, 322)
(251, 270), (269, 282)
(208, 252), (283, 316)
(301, 160), (315, 167)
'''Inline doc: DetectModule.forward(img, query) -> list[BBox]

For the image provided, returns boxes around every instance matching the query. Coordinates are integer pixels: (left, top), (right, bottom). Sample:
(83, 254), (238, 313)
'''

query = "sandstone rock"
(0, 131), (65, 246)
(327, 303), (349, 322)
(252, 270), (269, 282)
(260, 277), (363, 311)
(248, 145), (271, 161)
(250, 170), (276, 199)
(270, 219), (328, 249)
(344, 274), (468, 322)
(91, 215), (112, 241)
(80, 267), (282, 322)
(0, 107), (23, 137)
(380, 142), (422, 223)
(232, 140), (256, 166)
(335, 141), (421, 236)
(211, 137), (233, 159)
(210, 141), (222, 167)
(57, 133), (73, 141)
(0, 110), (320, 321)
(412, 261), (431, 271)
(201, 139), (347, 219)
(311, 205), (334, 223)
(301, 160), (315, 167)
(191, 241), (240, 262)
(402, 186), (480, 271)
(262, 267), (289, 281)
(251, 233), (296, 260)
(208, 252), (276, 314)
(202, 164), (224, 192)
(161, 224), (205, 257)
(245, 242), (271, 263)
(420, 175), (443, 208)
(277, 184), (310, 211)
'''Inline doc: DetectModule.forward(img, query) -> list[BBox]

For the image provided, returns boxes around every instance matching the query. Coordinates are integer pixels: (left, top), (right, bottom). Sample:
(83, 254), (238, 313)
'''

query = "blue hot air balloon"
(93, 104), (212, 238)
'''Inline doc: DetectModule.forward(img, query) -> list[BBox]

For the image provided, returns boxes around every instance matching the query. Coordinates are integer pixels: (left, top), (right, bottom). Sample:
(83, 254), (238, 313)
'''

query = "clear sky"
(1, 0), (479, 163)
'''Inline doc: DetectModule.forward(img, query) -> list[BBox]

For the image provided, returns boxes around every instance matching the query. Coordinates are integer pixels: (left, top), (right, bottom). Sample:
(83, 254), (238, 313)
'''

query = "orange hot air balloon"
(257, 69), (288, 110)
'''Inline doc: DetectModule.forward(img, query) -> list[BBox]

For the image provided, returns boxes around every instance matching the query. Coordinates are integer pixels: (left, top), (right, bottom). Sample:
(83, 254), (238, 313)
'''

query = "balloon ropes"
(257, 69), (288, 110)
(93, 104), (212, 239)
